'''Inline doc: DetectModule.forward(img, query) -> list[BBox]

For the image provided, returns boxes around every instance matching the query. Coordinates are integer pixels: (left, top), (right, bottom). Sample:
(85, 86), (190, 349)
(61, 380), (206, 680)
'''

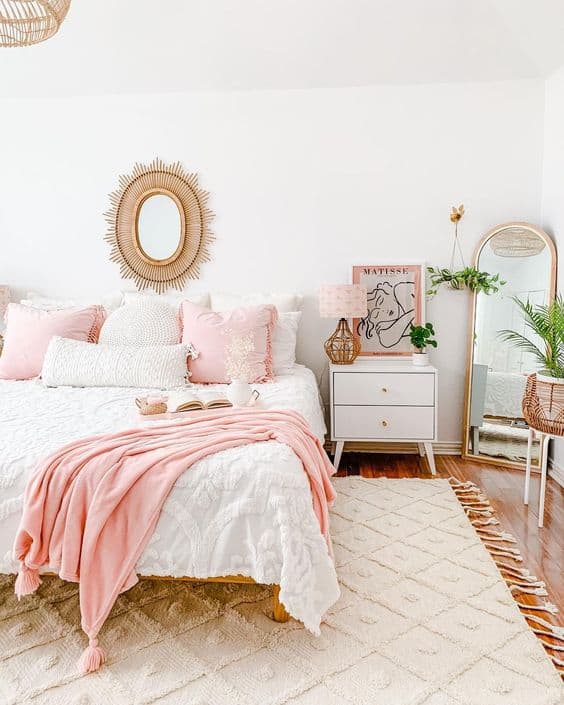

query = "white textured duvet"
(0, 366), (339, 632)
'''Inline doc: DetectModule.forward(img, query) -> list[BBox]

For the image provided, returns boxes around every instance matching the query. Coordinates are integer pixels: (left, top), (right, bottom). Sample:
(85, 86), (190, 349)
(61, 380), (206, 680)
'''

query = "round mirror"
(136, 193), (183, 263)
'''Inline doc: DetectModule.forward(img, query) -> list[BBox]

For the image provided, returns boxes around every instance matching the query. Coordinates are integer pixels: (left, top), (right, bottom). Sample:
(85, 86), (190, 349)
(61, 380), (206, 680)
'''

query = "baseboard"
(323, 440), (462, 456)
(548, 459), (564, 488)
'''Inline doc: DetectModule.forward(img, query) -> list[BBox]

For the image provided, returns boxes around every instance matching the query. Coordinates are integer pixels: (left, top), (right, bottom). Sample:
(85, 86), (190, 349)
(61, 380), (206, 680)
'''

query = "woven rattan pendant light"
(0, 0), (71, 47)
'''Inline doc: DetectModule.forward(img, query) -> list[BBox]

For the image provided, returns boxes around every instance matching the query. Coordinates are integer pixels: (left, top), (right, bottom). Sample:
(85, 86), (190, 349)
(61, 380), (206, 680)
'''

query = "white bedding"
(484, 370), (527, 419)
(0, 365), (339, 633)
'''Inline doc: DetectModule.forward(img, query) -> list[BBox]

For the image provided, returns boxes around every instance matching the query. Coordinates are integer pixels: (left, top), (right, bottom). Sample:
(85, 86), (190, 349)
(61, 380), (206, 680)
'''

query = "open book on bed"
(170, 390), (232, 412)
(136, 391), (232, 415)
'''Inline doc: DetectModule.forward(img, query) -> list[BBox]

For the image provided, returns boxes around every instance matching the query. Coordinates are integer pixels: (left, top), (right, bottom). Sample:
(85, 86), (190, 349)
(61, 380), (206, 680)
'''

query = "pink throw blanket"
(13, 408), (336, 673)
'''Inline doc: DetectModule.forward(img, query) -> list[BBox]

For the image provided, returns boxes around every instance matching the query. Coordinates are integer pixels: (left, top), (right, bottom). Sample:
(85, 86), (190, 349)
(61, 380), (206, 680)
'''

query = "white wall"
(0, 80), (545, 443)
(541, 65), (564, 467)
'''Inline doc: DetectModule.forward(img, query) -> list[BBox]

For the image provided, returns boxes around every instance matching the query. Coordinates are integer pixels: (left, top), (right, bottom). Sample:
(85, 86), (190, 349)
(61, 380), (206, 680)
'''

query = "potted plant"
(427, 266), (505, 297)
(427, 204), (506, 297)
(410, 322), (437, 366)
(499, 296), (564, 383)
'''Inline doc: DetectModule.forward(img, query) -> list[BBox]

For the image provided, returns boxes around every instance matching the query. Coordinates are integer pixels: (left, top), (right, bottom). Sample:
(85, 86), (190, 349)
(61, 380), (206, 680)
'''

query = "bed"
(0, 365), (339, 633)
(484, 370), (527, 419)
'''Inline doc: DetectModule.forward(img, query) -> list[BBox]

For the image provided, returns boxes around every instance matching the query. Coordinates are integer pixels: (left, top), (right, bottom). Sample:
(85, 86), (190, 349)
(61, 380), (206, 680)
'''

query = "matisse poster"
(352, 264), (424, 356)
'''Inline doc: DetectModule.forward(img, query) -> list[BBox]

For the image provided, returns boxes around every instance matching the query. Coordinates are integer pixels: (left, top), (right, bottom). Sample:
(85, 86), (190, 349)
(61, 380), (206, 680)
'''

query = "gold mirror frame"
(461, 222), (557, 470)
(104, 158), (214, 293)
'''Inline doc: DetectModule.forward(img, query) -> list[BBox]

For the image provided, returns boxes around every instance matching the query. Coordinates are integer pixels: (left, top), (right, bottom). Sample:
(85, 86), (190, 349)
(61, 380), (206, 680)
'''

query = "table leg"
(524, 427), (533, 505)
(333, 441), (344, 470)
(538, 434), (550, 528)
(423, 442), (436, 475)
(417, 443), (425, 457)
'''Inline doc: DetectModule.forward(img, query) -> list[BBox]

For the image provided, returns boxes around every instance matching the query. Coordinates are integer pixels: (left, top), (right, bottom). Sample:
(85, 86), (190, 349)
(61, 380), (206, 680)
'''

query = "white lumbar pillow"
(99, 300), (180, 346)
(272, 312), (302, 373)
(210, 292), (303, 313)
(41, 337), (190, 388)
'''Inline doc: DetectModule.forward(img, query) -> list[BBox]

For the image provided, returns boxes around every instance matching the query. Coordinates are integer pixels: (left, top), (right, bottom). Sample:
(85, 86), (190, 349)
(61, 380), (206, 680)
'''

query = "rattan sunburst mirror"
(104, 158), (214, 293)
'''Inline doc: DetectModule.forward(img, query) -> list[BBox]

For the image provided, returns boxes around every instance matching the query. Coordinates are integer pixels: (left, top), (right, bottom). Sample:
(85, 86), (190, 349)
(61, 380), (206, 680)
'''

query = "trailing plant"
(498, 295), (564, 379)
(427, 266), (504, 297)
(410, 323), (437, 352)
(427, 204), (506, 297)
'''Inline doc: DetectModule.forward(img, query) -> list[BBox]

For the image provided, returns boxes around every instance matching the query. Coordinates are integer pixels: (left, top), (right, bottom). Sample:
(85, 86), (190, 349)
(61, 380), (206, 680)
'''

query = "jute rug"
(1, 478), (562, 705)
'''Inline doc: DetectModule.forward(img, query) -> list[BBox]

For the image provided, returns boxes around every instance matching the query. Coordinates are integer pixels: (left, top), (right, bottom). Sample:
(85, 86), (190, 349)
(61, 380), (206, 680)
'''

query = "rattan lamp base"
(324, 318), (360, 365)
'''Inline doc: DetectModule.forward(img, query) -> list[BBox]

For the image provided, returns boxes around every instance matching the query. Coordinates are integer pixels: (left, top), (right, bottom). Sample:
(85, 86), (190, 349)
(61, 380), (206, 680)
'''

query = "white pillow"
(22, 291), (123, 313)
(41, 337), (190, 388)
(272, 312), (301, 373)
(210, 292), (303, 313)
(123, 291), (210, 310)
(99, 300), (180, 346)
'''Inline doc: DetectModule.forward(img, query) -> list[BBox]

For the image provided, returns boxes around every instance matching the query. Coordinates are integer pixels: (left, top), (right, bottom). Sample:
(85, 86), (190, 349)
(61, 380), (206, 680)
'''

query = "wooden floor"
(336, 452), (564, 644)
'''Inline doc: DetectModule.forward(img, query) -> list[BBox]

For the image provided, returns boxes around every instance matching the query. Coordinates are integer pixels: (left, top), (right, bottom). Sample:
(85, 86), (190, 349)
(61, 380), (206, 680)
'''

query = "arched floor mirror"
(462, 222), (557, 469)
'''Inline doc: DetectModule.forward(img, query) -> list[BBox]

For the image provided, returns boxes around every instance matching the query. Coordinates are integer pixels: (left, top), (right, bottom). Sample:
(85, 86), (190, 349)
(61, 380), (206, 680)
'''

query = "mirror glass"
(137, 194), (182, 262)
(465, 225), (554, 466)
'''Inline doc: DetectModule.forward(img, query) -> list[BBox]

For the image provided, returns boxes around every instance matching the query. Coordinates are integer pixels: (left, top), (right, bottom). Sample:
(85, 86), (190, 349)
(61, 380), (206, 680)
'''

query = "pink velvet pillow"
(0, 303), (101, 380)
(181, 301), (278, 383)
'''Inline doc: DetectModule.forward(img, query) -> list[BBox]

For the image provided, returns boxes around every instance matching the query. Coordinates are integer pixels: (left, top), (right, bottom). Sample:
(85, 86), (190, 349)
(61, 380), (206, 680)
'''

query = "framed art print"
(352, 263), (425, 356)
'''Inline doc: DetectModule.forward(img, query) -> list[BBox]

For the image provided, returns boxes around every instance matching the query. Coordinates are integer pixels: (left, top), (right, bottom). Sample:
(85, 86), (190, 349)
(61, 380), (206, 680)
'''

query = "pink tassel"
(78, 637), (106, 674)
(14, 563), (41, 600)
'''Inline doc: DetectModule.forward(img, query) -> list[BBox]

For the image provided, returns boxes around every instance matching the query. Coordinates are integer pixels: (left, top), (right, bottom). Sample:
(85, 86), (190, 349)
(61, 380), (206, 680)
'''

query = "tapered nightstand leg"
(524, 427), (533, 505)
(333, 441), (344, 470)
(538, 434), (550, 528)
(417, 443), (425, 457)
(423, 443), (436, 475)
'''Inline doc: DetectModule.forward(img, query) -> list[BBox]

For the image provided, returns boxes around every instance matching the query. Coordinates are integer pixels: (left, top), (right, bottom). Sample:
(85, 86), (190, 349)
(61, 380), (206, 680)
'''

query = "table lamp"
(319, 284), (367, 364)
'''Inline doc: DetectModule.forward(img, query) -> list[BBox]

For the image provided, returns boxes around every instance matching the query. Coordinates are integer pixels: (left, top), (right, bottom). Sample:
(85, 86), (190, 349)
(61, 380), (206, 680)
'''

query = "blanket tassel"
(14, 563), (41, 600)
(78, 637), (106, 674)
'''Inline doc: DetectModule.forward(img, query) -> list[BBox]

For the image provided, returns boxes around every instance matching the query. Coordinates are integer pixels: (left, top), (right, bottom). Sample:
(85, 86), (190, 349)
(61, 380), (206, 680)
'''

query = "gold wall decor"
(104, 158), (215, 294)
(0, 0), (71, 47)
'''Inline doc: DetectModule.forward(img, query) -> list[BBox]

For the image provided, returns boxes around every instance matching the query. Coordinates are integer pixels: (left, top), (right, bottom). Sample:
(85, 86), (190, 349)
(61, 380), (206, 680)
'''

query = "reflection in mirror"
(465, 225), (555, 467)
(137, 193), (182, 262)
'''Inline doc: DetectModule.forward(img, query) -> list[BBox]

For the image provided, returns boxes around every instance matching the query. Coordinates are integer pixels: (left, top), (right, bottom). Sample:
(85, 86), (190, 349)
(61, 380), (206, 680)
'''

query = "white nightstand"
(330, 359), (438, 474)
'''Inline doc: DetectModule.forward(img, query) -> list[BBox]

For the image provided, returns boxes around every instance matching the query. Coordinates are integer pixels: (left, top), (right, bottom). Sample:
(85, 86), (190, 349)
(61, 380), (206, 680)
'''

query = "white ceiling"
(1, 0), (564, 97)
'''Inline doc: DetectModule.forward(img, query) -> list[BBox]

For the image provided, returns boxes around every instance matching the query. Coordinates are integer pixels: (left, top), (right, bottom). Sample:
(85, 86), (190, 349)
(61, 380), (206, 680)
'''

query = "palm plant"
(498, 295), (564, 378)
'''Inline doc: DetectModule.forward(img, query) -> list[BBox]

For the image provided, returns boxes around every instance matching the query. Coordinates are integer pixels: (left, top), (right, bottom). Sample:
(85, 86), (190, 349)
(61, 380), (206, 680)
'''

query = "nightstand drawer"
(333, 372), (434, 406)
(333, 405), (434, 440)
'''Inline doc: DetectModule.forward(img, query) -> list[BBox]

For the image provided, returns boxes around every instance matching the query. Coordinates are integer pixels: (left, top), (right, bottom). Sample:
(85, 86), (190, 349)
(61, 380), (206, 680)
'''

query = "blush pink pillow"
(0, 304), (102, 380)
(181, 302), (278, 383)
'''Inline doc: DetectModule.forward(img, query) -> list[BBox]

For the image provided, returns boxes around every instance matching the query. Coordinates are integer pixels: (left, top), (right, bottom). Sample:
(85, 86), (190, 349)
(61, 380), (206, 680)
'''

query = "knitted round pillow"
(99, 300), (180, 346)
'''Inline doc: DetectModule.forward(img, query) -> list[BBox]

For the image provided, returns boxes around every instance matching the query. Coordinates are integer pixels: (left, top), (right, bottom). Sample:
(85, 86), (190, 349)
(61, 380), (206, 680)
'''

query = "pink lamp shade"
(319, 284), (367, 319)
(0, 286), (10, 320)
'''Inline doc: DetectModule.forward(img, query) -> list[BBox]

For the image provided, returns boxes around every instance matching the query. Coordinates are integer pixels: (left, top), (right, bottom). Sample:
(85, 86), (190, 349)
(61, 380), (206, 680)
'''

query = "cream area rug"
(0, 478), (562, 705)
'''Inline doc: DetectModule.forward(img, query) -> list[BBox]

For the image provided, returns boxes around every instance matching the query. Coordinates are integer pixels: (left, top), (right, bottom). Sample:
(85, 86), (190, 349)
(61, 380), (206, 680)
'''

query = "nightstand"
(330, 359), (438, 474)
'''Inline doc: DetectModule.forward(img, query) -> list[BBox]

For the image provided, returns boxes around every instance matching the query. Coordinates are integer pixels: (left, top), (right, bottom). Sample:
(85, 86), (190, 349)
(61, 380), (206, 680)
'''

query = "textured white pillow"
(272, 312), (302, 373)
(210, 292), (303, 313)
(99, 300), (180, 346)
(123, 291), (210, 310)
(41, 337), (190, 388)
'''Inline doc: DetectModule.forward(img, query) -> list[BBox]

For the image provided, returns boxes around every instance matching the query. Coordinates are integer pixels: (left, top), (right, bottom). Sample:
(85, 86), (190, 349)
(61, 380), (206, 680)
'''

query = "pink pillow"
(0, 304), (101, 380)
(181, 302), (278, 383)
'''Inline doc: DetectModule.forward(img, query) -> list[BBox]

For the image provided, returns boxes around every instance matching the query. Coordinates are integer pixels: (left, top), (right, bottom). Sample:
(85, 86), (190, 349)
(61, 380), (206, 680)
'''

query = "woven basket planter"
(522, 373), (564, 436)
(0, 1), (71, 47)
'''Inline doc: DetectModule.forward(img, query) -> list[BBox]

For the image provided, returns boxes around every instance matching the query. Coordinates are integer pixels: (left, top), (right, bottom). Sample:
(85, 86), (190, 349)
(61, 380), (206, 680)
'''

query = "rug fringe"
(475, 529), (517, 543)
(448, 476), (563, 680)
(471, 517), (500, 527)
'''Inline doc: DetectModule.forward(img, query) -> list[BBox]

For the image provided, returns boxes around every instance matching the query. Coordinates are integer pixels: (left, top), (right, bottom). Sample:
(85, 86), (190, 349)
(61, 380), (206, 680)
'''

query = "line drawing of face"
(356, 281), (415, 348)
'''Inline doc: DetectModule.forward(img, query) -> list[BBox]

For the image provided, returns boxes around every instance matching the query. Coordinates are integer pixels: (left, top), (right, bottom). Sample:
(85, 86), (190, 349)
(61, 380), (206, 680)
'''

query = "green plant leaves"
(409, 322), (438, 351)
(498, 295), (564, 378)
(426, 266), (505, 297)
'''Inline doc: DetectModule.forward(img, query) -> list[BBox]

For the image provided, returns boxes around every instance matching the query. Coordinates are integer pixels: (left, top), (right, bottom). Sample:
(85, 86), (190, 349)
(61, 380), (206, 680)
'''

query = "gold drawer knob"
(381, 420), (388, 427)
